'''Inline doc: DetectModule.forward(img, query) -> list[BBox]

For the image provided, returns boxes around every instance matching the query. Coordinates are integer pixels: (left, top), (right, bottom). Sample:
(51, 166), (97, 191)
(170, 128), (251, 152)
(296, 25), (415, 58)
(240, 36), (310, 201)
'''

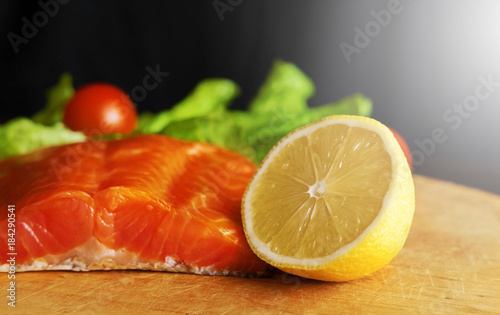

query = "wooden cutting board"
(3, 175), (500, 314)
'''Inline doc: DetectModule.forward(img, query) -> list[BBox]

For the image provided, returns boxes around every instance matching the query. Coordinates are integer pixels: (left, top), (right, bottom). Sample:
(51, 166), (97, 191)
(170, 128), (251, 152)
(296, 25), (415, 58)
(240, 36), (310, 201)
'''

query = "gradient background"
(1, 1), (499, 194)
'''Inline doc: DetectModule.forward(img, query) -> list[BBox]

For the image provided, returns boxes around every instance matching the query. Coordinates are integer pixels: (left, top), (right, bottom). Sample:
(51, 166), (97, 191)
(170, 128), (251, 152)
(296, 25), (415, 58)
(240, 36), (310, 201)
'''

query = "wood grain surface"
(2, 175), (500, 314)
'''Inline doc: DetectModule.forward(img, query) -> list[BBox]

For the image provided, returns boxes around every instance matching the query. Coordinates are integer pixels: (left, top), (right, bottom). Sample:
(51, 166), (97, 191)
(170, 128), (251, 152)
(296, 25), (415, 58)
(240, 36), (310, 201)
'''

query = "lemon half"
(242, 115), (415, 282)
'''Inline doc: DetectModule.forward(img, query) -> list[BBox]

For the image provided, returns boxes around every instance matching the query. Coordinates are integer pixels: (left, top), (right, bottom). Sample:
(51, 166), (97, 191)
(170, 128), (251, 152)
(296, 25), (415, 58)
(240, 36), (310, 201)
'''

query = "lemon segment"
(242, 115), (415, 282)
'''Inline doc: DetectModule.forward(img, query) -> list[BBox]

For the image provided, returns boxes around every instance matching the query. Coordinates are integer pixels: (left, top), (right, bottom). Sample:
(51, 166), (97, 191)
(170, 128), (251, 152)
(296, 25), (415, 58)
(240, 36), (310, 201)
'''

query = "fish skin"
(0, 134), (269, 276)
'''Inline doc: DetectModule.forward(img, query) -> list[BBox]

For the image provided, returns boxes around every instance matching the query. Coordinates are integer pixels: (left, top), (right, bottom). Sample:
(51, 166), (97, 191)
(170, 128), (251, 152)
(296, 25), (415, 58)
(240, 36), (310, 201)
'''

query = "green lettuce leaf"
(0, 118), (85, 159)
(140, 78), (239, 134)
(248, 59), (314, 115)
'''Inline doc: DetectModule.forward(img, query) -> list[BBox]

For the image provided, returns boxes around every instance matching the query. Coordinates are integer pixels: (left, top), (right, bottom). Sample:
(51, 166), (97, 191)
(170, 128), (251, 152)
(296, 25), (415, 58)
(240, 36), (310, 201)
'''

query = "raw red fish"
(0, 134), (269, 276)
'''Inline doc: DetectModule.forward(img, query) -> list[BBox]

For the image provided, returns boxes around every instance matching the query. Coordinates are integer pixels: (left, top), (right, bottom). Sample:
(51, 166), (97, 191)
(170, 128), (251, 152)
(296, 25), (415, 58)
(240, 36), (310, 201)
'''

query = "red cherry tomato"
(63, 83), (138, 136)
(389, 127), (413, 170)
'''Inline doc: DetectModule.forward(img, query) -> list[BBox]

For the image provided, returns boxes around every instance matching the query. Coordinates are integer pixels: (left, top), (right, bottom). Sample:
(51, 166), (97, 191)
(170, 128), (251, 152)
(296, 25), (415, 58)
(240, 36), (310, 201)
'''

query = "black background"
(0, 1), (327, 122)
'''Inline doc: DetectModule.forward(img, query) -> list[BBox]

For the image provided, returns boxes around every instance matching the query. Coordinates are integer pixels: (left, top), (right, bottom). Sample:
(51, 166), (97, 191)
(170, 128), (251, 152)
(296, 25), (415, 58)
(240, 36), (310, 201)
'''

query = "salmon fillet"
(0, 134), (269, 276)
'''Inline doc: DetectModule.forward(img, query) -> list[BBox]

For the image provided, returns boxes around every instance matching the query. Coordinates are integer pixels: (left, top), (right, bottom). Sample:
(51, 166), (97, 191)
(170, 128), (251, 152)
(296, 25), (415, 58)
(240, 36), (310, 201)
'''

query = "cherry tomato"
(63, 83), (138, 136)
(389, 127), (413, 170)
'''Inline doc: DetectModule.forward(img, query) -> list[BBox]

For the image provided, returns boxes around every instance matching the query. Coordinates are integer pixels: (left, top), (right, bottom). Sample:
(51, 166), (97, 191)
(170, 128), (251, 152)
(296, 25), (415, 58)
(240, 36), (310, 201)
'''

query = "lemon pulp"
(250, 124), (392, 259)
